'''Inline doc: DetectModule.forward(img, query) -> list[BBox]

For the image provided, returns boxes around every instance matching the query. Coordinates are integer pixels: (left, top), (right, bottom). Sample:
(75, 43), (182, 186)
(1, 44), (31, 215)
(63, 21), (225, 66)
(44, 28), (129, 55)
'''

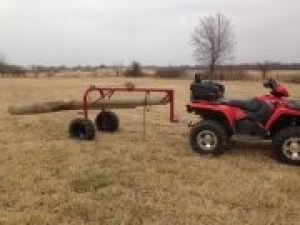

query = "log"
(8, 97), (168, 115)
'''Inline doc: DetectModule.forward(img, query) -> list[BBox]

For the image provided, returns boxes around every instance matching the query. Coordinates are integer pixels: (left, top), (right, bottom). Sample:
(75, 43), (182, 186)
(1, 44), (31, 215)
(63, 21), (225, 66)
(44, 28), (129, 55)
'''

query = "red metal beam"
(81, 85), (178, 123)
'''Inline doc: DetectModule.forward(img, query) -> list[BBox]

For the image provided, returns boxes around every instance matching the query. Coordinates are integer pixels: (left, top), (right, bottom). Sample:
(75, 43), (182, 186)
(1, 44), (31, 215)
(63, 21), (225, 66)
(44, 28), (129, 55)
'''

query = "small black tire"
(69, 118), (95, 140)
(272, 127), (300, 166)
(95, 111), (119, 132)
(189, 120), (228, 155)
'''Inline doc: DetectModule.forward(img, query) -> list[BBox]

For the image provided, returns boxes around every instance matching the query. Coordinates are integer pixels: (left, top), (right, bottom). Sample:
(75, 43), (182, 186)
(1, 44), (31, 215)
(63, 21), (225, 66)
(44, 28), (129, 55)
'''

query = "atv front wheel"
(189, 120), (228, 155)
(272, 127), (300, 166)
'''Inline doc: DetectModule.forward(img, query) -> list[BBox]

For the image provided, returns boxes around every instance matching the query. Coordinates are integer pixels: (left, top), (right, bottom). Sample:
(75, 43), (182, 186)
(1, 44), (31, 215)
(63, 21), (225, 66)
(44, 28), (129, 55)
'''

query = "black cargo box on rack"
(190, 73), (225, 101)
(190, 82), (224, 101)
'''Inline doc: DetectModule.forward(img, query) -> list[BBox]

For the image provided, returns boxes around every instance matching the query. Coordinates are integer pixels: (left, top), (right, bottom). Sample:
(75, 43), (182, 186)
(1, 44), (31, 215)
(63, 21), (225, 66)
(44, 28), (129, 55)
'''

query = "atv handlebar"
(263, 78), (277, 90)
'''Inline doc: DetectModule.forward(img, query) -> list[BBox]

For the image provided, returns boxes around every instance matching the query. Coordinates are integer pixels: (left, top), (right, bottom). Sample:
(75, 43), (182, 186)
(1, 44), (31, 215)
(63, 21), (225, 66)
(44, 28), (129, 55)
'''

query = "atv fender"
(267, 109), (300, 136)
(187, 102), (247, 126)
(266, 108), (300, 130)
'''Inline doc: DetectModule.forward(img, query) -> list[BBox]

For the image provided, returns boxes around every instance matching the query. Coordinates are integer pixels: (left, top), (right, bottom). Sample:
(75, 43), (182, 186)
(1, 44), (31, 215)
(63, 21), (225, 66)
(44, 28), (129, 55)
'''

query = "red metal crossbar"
(81, 84), (178, 123)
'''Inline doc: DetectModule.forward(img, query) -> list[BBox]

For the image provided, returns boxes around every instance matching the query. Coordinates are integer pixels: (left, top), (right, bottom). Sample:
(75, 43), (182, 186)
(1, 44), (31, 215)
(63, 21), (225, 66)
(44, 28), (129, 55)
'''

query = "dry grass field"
(0, 76), (300, 224)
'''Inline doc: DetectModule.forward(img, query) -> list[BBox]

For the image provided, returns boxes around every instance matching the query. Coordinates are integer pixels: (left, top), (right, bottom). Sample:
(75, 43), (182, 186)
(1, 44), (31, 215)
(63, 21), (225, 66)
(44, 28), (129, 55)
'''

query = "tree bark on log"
(8, 98), (168, 115)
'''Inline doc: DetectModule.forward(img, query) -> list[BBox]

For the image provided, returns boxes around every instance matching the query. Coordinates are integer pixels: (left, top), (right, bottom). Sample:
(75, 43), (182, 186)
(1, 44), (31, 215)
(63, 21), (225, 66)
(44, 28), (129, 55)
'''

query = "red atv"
(187, 77), (300, 165)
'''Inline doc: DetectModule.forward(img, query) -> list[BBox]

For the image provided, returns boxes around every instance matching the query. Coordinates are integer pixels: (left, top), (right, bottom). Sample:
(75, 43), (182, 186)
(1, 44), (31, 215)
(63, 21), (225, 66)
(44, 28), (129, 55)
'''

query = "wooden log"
(8, 97), (168, 115)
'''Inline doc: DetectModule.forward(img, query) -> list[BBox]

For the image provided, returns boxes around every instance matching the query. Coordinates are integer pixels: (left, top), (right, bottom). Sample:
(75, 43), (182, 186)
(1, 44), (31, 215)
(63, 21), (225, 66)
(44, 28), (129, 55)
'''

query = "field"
(0, 76), (300, 224)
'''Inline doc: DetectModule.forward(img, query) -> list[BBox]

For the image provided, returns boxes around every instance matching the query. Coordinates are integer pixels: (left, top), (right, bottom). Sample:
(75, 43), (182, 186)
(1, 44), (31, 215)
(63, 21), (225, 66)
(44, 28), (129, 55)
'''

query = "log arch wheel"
(95, 111), (119, 132)
(69, 118), (95, 140)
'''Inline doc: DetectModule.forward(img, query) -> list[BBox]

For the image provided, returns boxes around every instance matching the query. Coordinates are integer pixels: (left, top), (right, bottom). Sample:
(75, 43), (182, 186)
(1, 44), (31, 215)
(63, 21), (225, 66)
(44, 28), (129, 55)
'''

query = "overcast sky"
(0, 0), (300, 66)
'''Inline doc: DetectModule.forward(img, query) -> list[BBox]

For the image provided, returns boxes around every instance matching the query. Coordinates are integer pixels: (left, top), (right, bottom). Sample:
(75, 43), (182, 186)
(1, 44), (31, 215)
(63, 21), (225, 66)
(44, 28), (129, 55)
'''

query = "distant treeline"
(219, 63), (300, 71)
(20, 62), (300, 73)
(1, 62), (300, 78)
(0, 63), (26, 77)
(28, 65), (106, 73)
(173, 63), (300, 71)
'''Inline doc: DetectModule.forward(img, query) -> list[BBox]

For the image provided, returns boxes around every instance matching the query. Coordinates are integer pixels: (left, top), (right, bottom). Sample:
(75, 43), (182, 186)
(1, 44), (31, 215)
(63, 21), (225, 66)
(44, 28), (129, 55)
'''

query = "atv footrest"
(233, 135), (267, 141)
(288, 100), (300, 110)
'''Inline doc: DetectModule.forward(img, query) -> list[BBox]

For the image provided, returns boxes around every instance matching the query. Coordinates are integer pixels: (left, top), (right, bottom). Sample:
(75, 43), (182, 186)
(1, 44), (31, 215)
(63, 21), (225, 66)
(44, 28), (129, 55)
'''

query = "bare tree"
(192, 13), (235, 78)
(0, 54), (6, 77)
(258, 61), (270, 79)
(124, 61), (143, 77)
(0, 53), (5, 65)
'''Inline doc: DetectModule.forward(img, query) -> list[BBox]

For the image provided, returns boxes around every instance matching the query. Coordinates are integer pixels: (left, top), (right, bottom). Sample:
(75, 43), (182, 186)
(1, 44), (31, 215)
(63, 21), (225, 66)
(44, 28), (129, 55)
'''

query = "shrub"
(276, 73), (300, 84)
(154, 67), (185, 79)
(199, 68), (253, 81)
(124, 61), (144, 77)
(215, 69), (252, 80)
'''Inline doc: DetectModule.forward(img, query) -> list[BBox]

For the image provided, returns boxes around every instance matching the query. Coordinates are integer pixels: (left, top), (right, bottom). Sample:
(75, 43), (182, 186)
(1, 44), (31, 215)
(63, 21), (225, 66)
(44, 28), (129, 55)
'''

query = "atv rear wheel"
(272, 127), (300, 166)
(190, 120), (228, 155)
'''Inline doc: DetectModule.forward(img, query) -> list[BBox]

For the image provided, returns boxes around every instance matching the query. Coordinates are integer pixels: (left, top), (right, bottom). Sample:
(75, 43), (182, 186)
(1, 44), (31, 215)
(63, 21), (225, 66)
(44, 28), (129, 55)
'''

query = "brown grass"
(0, 77), (300, 224)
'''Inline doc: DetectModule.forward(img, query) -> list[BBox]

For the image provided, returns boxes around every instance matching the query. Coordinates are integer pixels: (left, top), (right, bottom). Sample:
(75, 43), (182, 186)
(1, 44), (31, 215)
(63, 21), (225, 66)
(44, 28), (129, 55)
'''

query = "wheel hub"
(197, 130), (217, 151)
(283, 138), (300, 160)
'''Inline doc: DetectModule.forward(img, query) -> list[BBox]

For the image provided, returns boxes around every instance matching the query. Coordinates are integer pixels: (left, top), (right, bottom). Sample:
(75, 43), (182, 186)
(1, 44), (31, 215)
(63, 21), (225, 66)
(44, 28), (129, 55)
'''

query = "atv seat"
(288, 100), (300, 110)
(219, 99), (262, 111)
(219, 98), (273, 124)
